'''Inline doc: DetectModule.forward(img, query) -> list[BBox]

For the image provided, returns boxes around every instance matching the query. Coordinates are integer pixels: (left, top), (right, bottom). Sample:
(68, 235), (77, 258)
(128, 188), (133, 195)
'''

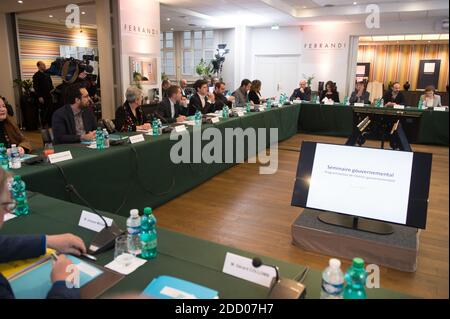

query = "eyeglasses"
(1, 200), (16, 212)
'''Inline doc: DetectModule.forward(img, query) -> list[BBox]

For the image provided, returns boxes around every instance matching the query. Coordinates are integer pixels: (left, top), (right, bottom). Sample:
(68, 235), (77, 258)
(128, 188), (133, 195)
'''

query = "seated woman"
(350, 81), (371, 104)
(320, 81), (340, 103)
(248, 80), (266, 105)
(115, 87), (151, 132)
(0, 96), (32, 156)
(420, 86), (442, 108)
(0, 167), (87, 299)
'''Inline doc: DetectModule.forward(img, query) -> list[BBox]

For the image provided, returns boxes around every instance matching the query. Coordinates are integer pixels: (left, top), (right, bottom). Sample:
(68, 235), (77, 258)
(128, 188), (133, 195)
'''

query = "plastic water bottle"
(152, 118), (159, 136)
(194, 110), (202, 126)
(96, 128), (104, 150)
(418, 98), (423, 110)
(157, 119), (163, 135)
(245, 102), (251, 113)
(102, 129), (110, 149)
(0, 143), (9, 170)
(316, 95), (321, 104)
(140, 207), (157, 260)
(344, 258), (368, 299)
(380, 98), (384, 108)
(320, 258), (345, 299)
(266, 98), (272, 109)
(126, 209), (142, 256)
(344, 96), (350, 106)
(9, 145), (21, 169)
(222, 105), (229, 119)
(11, 175), (29, 216)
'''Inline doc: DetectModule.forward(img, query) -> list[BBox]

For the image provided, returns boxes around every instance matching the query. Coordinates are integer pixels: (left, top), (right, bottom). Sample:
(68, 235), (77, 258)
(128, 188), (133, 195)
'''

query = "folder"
(143, 275), (219, 299)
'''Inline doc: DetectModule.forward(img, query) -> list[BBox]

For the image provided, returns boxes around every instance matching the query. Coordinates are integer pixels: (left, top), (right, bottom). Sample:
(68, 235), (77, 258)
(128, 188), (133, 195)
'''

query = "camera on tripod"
(47, 55), (98, 83)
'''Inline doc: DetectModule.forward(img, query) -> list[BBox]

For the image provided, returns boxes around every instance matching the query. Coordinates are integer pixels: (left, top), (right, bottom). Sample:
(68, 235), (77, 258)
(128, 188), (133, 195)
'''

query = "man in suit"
(180, 79), (189, 98)
(0, 168), (87, 299)
(214, 81), (235, 110)
(33, 61), (54, 128)
(187, 79), (216, 116)
(290, 80), (312, 101)
(158, 85), (187, 124)
(52, 83), (97, 144)
(161, 80), (171, 99)
(383, 82), (406, 107)
(232, 79), (251, 107)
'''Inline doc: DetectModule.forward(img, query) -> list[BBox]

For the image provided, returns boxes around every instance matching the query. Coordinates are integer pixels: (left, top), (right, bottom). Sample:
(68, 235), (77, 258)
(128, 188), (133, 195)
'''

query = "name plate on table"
(222, 252), (276, 288)
(394, 105), (405, 110)
(129, 134), (145, 144)
(48, 151), (73, 164)
(354, 103), (365, 107)
(79, 210), (113, 232)
(259, 107), (266, 111)
(174, 125), (187, 133)
(434, 107), (446, 112)
(210, 117), (220, 124)
(292, 100), (302, 104)
(4, 213), (17, 222)
(237, 111), (245, 117)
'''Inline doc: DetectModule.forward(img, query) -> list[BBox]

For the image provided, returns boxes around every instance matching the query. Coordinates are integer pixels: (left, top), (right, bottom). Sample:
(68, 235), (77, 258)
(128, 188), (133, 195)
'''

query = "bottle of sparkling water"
(11, 175), (29, 216)
(140, 207), (157, 260)
(320, 258), (345, 299)
(344, 258), (368, 299)
(0, 143), (9, 171)
(418, 98), (423, 110)
(96, 128), (104, 150)
(222, 105), (229, 119)
(152, 118), (159, 136)
(127, 209), (141, 256)
(266, 98), (272, 109)
(102, 129), (110, 149)
(344, 96), (350, 106)
(316, 95), (321, 104)
(245, 102), (251, 113)
(9, 144), (21, 169)
(195, 110), (202, 126)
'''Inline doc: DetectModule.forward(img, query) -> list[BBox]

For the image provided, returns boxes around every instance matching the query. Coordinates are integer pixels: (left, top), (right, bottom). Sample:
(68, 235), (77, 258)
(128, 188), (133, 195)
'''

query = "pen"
(82, 253), (97, 261)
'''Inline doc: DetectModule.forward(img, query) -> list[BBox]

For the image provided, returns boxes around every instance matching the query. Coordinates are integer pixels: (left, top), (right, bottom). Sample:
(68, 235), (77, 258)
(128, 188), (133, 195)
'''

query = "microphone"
(152, 109), (169, 124)
(65, 184), (125, 255)
(252, 257), (307, 299)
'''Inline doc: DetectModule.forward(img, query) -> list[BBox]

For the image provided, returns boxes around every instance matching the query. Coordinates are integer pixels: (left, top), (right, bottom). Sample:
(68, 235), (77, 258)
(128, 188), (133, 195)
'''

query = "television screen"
(291, 142), (432, 229)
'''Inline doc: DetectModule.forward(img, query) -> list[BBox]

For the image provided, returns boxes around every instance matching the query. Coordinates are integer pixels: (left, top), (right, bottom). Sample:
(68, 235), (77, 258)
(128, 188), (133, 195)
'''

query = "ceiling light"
(17, 0), (23, 3)
(353, 2), (357, 5)
(82, 12), (86, 15)
(404, 34), (422, 40)
(372, 36), (388, 41)
(49, 15), (53, 18)
(166, 18), (171, 21)
(271, 24), (280, 30)
(170, 28), (174, 31)
(422, 34), (440, 40)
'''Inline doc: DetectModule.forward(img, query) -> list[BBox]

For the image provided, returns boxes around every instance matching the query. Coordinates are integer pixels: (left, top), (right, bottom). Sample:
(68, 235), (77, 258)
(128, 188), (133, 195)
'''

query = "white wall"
(217, 28), (235, 90)
(0, 14), (16, 112)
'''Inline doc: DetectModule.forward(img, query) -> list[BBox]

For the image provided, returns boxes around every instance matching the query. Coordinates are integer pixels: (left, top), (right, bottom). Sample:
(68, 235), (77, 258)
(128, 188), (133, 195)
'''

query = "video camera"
(47, 55), (98, 83)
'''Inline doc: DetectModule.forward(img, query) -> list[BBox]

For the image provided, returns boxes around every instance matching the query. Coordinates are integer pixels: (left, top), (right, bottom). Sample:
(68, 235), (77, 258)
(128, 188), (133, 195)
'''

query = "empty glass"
(114, 235), (134, 267)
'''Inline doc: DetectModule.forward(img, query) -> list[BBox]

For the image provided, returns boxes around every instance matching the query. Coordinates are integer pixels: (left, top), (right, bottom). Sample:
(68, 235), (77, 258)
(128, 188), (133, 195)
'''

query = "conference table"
(0, 193), (413, 299)
(297, 102), (449, 146)
(17, 105), (300, 217)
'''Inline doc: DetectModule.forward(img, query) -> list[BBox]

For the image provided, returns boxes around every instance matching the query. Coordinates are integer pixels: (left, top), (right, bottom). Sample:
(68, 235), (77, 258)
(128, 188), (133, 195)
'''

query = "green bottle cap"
(144, 207), (153, 215)
(13, 175), (21, 181)
(353, 257), (365, 268)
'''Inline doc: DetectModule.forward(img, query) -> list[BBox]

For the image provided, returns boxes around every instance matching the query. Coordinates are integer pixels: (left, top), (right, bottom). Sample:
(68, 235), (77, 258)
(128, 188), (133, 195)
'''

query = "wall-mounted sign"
(303, 42), (347, 50)
(123, 23), (159, 38)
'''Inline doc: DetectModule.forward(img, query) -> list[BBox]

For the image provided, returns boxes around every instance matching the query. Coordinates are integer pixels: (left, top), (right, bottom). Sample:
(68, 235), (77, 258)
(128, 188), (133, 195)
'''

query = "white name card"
(259, 107), (266, 112)
(394, 105), (405, 110)
(129, 134), (145, 144)
(434, 107), (447, 112)
(48, 151), (73, 164)
(222, 252), (277, 288)
(174, 125), (187, 133)
(5, 213), (17, 222)
(292, 100), (302, 105)
(79, 210), (113, 232)
(211, 117), (220, 124)
(354, 103), (365, 107)
(237, 111), (245, 117)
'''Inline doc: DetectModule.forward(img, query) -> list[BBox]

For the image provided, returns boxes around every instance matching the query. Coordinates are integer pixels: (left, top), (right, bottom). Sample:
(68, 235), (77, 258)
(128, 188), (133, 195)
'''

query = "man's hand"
(38, 97), (45, 104)
(46, 234), (87, 256)
(207, 93), (215, 103)
(51, 255), (74, 283)
(176, 115), (186, 123)
(81, 131), (96, 142)
(227, 96), (235, 102)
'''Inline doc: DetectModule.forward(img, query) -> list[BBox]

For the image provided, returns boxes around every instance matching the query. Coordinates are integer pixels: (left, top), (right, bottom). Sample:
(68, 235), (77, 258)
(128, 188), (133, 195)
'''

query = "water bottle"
(96, 128), (104, 150)
(11, 175), (29, 216)
(380, 98), (384, 108)
(266, 98), (272, 109)
(418, 98), (423, 110)
(344, 258), (368, 299)
(9, 145), (21, 169)
(222, 105), (229, 119)
(126, 209), (142, 256)
(102, 129), (110, 149)
(245, 102), (251, 113)
(316, 95), (321, 104)
(0, 144), (9, 170)
(194, 110), (202, 126)
(152, 118), (159, 136)
(344, 96), (350, 106)
(320, 258), (345, 299)
(140, 207), (157, 260)
(231, 100), (236, 110)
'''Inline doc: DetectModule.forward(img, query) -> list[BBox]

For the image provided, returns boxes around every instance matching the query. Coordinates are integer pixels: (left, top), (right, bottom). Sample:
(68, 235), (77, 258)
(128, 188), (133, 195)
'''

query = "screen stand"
(318, 212), (394, 235)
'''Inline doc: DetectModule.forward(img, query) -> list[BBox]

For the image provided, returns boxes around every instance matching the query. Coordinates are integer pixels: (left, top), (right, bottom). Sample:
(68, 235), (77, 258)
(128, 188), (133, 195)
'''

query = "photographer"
(33, 61), (54, 128)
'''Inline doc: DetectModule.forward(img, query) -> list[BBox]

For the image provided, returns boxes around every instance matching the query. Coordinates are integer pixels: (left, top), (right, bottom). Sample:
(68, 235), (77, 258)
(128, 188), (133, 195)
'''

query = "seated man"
(52, 83), (97, 144)
(290, 80), (312, 101)
(115, 87), (151, 132)
(187, 79), (216, 116)
(383, 82), (405, 107)
(158, 85), (187, 124)
(232, 79), (251, 107)
(0, 168), (87, 299)
(350, 81), (371, 104)
(213, 81), (234, 110)
(161, 80), (171, 99)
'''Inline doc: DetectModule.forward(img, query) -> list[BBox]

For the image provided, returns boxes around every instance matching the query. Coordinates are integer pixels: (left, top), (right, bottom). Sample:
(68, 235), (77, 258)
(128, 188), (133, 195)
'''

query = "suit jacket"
(0, 235), (80, 299)
(52, 104), (97, 144)
(187, 93), (215, 116)
(214, 92), (231, 111)
(350, 91), (371, 104)
(290, 87), (312, 101)
(32, 71), (54, 99)
(383, 90), (406, 105)
(320, 91), (340, 103)
(158, 97), (186, 124)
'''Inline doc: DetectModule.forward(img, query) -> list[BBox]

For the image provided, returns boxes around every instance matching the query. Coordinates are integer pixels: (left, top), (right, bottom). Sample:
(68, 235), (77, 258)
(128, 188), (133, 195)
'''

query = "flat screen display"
(291, 142), (432, 229)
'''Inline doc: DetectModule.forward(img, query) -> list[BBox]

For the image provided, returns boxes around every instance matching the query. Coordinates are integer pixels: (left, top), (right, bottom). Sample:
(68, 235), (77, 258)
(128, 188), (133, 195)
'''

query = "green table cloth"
(0, 193), (413, 299)
(16, 105), (300, 217)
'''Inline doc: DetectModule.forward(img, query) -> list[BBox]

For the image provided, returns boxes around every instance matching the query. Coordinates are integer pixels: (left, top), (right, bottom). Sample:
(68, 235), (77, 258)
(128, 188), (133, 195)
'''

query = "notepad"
(8, 255), (103, 299)
(143, 276), (219, 299)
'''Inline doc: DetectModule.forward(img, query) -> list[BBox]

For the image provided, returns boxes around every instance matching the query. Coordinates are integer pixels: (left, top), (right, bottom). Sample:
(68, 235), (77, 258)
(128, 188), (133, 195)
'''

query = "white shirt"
(169, 98), (176, 118)
(198, 93), (206, 108)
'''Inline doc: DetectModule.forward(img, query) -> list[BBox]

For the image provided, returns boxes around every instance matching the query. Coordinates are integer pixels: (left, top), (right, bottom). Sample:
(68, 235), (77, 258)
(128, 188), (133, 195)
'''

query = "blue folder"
(10, 256), (103, 299)
(143, 276), (219, 299)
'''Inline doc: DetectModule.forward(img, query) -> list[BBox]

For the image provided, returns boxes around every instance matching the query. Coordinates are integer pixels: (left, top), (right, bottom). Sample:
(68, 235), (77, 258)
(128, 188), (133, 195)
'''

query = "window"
(161, 32), (175, 76)
(181, 30), (215, 76)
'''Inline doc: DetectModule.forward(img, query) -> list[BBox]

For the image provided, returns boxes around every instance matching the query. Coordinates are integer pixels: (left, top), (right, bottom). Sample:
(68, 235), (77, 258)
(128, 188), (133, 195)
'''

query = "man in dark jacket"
(0, 169), (87, 299)
(158, 85), (187, 124)
(52, 83), (97, 144)
(33, 61), (54, 128)
(213, 81), (234, 110)
(187, 79), (216, 116)
(290, 79), (312, 101)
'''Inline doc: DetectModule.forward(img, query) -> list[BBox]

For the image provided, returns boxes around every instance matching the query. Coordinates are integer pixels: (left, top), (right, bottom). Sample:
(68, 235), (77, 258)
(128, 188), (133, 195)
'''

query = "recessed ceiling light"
(170, 28), (174, 31)
(353, 2), (357, 5)
(303, 6), (307, 9)
(17, 0), (23, 3)
(82, 12), (86, 15)
(166, 18), (171, 21)
(49, 15), (53, 18)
